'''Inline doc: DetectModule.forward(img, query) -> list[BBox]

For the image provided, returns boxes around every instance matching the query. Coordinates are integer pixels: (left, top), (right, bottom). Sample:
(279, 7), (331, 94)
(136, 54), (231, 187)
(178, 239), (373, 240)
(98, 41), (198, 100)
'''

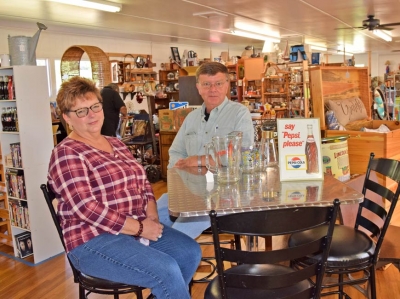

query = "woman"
(47, 77), (201, 299)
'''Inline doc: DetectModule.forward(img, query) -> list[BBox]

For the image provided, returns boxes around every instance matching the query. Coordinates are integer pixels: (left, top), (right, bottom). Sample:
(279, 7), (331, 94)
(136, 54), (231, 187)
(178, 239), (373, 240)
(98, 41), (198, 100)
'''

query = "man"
(158, 62), (254, 238)
(100, 83), (128, 136)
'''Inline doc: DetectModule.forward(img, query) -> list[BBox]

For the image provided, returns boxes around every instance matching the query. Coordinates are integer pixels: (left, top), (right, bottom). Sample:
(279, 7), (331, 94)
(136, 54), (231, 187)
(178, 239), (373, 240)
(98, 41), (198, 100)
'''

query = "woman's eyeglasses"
(68, 102), (103, 118)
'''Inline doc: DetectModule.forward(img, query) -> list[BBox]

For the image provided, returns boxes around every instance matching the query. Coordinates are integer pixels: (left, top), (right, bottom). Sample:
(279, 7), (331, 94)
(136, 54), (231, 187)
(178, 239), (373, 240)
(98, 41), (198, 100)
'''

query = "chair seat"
(204, 264), (310, 299)
(79, 271), (145, 291)
(289, 224), (376, 267)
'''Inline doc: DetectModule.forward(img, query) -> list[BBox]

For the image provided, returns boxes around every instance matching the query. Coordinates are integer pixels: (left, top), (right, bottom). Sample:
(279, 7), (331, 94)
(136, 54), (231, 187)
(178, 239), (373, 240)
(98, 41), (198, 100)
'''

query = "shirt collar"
(201, 97), (229, 117)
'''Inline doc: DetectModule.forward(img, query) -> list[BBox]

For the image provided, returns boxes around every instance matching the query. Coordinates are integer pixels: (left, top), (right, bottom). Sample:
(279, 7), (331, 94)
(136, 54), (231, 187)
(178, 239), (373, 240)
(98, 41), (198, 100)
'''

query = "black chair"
(40, 184), (153, 299)
(289, 153), (400, 299)
(204, 199), (340, 299)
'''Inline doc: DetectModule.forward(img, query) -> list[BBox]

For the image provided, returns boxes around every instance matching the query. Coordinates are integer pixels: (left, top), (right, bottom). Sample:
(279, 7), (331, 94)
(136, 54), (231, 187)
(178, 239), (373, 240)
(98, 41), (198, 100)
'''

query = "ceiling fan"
(336, 15), (400, 31)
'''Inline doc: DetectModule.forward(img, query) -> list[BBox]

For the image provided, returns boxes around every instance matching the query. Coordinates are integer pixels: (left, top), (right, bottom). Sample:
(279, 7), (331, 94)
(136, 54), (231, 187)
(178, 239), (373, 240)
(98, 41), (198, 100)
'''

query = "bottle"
(305, 124), (319, 173)
(1, 107), (6, 131)
(0, 76), (4, 99)
(3, 76), (9, 100)
(7, 75), (14, 100)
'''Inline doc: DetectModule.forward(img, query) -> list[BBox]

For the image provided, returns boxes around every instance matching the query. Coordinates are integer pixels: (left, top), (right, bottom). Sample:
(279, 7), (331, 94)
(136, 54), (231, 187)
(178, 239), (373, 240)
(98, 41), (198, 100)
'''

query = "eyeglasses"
(68, 102), (103, 118)
(199, 80), (227, 90)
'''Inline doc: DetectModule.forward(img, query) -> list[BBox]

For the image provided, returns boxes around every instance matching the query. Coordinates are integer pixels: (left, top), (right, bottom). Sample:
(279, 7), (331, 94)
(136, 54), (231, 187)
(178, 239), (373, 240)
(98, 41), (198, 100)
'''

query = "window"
(54, 59), (93, 94)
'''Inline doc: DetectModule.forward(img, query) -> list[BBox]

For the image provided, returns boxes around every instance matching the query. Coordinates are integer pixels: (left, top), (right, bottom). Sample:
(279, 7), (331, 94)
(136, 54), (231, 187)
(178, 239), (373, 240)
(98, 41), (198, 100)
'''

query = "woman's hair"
(195, 62), (229, 82)
(56, 76), (102, 115)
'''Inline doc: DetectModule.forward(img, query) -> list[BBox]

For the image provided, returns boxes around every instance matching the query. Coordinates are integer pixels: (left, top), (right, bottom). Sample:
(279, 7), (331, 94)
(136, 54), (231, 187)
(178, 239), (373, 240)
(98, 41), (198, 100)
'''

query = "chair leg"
(78, 285), (86, 299)
(113, 293), (119, 299)
(338, 273), (344, 299)
(370, 266), (377, 299)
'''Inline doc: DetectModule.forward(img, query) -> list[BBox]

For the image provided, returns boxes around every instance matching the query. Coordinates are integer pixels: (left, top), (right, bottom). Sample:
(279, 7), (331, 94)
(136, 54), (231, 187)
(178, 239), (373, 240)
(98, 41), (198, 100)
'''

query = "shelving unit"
(261, 74), (290, 117)
(158, 70), (180, 102)
(226, 64), (243, 102)
(0, 66), (63, 263)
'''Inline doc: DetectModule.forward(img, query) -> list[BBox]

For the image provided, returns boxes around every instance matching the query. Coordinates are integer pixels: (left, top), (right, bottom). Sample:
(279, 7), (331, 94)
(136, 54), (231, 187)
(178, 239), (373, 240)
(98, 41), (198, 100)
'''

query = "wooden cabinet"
(261, 74), (290, 117)
(159, 70), (180, 102)
(159, 131), (176, 180)
(226, 64), (243, 102)
(0, 66), (63, 263)
(394, 74), (400, 94)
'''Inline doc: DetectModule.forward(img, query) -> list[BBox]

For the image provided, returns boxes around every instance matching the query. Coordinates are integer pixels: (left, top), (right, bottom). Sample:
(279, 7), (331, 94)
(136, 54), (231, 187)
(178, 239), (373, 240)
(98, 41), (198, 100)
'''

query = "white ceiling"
(2, 0), (400, 54)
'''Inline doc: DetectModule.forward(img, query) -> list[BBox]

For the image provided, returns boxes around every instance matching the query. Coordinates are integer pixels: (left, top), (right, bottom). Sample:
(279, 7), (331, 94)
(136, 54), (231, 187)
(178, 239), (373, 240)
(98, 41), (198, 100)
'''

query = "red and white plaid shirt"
(47, 136), (155, 252)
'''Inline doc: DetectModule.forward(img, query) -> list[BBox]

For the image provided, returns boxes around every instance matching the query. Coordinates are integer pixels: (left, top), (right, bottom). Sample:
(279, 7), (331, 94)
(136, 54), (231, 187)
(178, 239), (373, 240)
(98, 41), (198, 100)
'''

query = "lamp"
(245, 45), (256, 58)
(373, 30), (392, 42)
(51, 0), (122, 12)
(231, 29), (280, 43)
(262, 41), (274, 53)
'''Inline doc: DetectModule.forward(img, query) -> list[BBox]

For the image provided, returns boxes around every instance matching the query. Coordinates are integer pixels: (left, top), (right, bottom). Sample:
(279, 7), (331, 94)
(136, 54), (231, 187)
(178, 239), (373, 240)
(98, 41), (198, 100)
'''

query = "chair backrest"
(209, 199), (340, 299)
(40, 184), (80, 281)
(356, 153), (400, 263)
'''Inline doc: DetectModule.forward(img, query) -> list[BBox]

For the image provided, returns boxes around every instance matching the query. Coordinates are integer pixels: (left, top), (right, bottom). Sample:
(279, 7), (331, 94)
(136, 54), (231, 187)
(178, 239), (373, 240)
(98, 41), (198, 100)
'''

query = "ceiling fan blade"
(380, 22), (400, 27)
(335, 26), (365, 30)
(376, 26), (394, 31)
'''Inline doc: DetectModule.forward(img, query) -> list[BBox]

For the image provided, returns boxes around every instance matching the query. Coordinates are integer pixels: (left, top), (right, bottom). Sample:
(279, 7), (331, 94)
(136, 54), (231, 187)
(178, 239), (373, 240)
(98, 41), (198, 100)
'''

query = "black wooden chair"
(40, 184), (153, 299)
(204, 199), (340, 299)
(289, 153), (400, 299)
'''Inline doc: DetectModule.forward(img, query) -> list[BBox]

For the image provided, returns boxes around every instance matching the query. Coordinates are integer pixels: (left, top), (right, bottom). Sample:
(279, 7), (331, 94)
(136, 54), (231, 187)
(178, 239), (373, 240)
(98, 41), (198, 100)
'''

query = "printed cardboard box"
(159, 108), (196, 132)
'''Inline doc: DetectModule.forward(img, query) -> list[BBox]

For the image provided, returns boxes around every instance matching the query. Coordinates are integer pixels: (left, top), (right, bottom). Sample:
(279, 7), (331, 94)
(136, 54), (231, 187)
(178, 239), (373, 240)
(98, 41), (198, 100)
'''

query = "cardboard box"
(159, 108), (196, 132)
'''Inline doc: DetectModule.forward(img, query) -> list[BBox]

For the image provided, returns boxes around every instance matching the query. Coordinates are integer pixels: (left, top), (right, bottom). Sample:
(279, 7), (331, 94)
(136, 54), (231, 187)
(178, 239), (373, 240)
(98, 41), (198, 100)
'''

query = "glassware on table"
(205, 134), (242, 183)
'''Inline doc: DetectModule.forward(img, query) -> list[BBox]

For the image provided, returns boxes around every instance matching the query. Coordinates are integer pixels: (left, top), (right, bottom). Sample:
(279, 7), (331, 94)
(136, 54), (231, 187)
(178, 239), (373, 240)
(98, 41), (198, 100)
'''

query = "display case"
(159, 70), (180, 102)
(0, 66), (63, 263)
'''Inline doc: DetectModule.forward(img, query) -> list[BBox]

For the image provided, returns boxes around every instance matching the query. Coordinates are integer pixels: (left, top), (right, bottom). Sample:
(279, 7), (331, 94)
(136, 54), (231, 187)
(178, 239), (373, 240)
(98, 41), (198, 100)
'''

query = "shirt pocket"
(184, 132), (199, 156)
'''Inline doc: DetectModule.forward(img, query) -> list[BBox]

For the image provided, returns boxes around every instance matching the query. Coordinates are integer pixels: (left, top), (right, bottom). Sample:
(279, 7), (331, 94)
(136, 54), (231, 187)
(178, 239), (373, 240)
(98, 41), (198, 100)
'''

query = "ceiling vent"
(193, 11), (228, 18)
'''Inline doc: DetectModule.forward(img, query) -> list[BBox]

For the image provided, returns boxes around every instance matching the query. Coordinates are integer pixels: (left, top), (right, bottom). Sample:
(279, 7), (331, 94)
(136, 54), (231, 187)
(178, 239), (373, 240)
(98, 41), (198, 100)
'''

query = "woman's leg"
(68, 226), (201, 299)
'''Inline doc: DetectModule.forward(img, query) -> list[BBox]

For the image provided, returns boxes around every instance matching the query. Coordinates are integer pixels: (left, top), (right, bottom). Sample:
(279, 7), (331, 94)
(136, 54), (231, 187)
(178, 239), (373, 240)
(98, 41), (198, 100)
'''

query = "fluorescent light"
(231, 29), (280, 43)
(310, 45), (327, 52)
(373, 30), (392, 42)
(337, 51), (353, 56)
(51, 0), (122, 12)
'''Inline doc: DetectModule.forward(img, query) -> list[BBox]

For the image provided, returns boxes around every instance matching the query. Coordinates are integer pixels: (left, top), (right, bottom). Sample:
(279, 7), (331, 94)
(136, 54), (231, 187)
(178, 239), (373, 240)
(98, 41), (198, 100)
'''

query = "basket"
(60, 45), (111, 88)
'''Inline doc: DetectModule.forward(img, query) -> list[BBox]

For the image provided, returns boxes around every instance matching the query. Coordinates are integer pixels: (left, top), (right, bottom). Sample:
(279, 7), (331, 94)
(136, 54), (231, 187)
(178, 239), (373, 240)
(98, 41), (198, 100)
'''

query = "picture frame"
(110, 61), (119, 83)
(170, 47), (181, 62)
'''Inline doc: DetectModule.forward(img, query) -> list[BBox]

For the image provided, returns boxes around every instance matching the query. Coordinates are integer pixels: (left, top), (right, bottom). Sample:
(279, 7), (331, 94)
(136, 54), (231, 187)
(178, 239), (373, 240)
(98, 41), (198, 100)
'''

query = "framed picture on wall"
(111, 61), (119, 83)
(171, 47), (180, 62)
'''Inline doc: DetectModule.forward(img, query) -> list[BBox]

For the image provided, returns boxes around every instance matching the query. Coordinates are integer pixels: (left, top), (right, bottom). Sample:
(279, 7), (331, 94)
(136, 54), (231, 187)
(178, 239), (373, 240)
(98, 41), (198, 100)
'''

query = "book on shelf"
(5, 168), (26, 199)
(10, 142), (23, 168)
(15, 231), (33, 259)
(8, 200), (30, 230)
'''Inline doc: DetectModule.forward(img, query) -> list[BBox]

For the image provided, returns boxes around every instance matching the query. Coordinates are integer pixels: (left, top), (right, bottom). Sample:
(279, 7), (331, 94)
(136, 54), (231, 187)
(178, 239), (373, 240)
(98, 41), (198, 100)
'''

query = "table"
(168, 167), (364, 218)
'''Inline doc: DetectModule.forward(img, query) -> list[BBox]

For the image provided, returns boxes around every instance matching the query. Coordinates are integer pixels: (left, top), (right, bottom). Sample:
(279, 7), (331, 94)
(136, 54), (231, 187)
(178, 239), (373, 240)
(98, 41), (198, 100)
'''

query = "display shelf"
(226, 64), (243, 102)
(0, 66), (63, 263)
(159, 70), (180, 103)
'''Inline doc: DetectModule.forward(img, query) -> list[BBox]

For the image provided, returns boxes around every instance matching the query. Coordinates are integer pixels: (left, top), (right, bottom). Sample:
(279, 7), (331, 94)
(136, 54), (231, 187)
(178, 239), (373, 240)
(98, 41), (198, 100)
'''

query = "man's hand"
(174, 156), (198, 168)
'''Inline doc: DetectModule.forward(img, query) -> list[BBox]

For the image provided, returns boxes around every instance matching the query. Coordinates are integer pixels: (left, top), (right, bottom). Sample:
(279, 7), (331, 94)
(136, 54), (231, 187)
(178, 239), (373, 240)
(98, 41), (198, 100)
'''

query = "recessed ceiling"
(1, 0), (400, 53)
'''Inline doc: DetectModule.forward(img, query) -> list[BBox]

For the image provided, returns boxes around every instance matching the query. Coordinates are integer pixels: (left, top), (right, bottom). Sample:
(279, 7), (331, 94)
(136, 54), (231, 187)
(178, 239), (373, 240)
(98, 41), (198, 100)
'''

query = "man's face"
(20, 241), (26, 251)
(196, 72), (229, 112)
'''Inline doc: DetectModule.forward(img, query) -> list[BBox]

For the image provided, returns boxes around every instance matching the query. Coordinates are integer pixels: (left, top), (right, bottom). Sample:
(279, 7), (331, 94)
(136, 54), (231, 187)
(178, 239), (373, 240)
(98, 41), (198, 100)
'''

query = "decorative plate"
(155, 84), (162, 91)
(168, 83), (175, 91)
(167, 72), (175, 80)
(174, 83), (179, 91)
(144, 82), (152, 93)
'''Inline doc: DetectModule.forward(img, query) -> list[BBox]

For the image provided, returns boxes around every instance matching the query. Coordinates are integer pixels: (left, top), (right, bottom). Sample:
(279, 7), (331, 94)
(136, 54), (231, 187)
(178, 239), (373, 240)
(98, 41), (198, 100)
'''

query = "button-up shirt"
(47, 136), (155, 253)
(168, 97), (254, 168)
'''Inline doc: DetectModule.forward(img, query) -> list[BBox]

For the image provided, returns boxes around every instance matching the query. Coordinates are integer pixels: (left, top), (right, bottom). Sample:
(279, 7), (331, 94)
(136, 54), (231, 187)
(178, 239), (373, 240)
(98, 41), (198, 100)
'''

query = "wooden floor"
(0, 180), (400, 299)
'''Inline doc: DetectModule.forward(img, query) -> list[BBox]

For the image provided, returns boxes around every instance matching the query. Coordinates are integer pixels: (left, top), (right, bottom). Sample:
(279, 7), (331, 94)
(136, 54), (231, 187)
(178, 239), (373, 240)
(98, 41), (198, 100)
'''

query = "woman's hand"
(141, 218), (164, 241)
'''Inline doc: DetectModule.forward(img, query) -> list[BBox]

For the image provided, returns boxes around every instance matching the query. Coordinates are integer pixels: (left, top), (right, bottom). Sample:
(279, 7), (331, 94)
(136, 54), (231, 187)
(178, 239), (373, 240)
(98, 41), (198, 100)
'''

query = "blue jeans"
(68, 226), (201, 299)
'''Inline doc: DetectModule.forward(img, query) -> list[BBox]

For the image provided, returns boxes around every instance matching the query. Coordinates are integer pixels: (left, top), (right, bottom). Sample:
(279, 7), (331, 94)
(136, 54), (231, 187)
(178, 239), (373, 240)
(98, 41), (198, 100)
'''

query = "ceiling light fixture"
(231, 29), (280, 43)
(373, 30), (392, 42)
(192, 11), (228, 18)
(310, 45), (327, 52)
(51, 0), (122, 12)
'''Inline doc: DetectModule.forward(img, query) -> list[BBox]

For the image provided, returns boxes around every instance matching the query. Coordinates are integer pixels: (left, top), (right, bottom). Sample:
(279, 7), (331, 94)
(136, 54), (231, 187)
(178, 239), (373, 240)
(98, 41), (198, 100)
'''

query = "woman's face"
(63, 92), (104, 136)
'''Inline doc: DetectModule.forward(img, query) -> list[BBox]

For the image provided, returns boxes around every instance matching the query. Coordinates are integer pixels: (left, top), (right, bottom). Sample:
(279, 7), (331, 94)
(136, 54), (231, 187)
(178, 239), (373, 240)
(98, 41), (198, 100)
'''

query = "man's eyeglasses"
(199, 80), (227, 90)
(68, 102), (103, 118)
